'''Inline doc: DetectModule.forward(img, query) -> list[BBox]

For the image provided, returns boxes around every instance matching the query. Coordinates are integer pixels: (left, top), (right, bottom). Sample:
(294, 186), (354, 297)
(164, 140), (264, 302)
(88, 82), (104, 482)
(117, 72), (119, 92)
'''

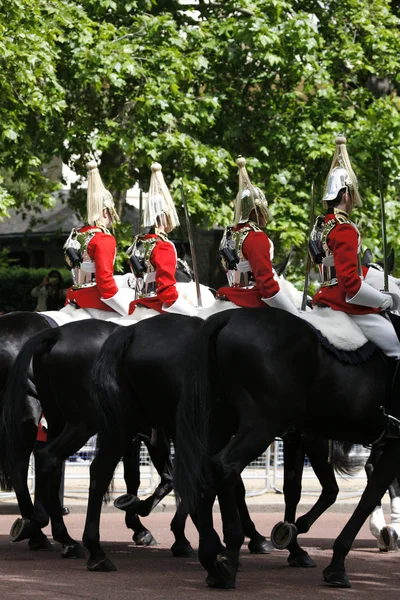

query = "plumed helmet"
(323, 136), (361, 207)
(86, 160), (119, 225)
(233, 156), (271, 226)
(143, 162), (180, 232)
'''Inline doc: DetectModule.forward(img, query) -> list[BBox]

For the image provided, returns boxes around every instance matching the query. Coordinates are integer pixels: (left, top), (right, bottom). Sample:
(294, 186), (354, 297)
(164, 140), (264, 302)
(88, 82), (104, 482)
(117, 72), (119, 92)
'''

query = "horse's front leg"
(117, 438), (157, 547)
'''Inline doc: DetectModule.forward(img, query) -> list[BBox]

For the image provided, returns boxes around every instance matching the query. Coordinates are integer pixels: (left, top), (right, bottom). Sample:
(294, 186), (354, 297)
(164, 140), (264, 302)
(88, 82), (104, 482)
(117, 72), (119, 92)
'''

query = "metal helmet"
(233, 156), (271, 226)
(323, 136), (361, 207)
(86, 160), (120, 225)
(143, 162), (180, 232)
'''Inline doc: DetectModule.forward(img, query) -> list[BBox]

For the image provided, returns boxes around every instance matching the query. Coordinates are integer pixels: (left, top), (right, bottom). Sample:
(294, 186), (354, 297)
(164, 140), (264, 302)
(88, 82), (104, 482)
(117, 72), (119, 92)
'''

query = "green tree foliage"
(1, 0), (400, 279)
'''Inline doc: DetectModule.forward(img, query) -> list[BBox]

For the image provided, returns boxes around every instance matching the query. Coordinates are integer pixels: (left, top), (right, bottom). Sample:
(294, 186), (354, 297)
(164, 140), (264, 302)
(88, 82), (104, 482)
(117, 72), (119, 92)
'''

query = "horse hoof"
(86, 556), (117, 572)
(323, 565), (351, 588)
(380, 526), (399, 552)
(61, 543), (86, 559)
(10, 518), (33, 543)
(210, 553), (237, 589)
(288, 554), (316, 568)
(171, 541), (196, 557)
(114, 494), (141, 512)
(28, 532), (53, 551)
(133, 530), (157, 546)
(271, 521), (298, 550)
(248, 537), (275, 554)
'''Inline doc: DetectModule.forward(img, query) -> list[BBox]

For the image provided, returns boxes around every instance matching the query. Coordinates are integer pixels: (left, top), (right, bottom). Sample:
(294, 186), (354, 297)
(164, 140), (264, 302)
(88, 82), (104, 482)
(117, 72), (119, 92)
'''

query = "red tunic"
(129, 234), (179, 314)
(312, 214), (379, 315)
(65, 226), (118, 311)
(217, 228), (280, 308)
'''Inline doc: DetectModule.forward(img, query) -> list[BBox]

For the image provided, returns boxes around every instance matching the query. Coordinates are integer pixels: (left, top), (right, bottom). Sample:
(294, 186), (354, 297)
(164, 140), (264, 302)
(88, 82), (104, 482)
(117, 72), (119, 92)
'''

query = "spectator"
(31, 270), (66, 311)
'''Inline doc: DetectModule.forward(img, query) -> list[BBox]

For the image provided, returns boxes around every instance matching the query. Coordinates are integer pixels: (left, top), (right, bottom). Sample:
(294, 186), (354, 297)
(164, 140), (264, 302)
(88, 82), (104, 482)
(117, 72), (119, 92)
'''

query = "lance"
(377, 155), (389, 292)
(179, 179), (202, 308)
(301, 181), (315, 311)
(138, 186), (143, 234)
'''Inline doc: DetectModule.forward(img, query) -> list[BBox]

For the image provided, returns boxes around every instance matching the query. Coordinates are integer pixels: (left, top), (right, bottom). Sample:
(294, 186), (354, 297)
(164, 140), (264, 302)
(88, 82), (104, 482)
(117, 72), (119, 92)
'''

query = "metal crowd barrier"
(0, 438), (369, 502)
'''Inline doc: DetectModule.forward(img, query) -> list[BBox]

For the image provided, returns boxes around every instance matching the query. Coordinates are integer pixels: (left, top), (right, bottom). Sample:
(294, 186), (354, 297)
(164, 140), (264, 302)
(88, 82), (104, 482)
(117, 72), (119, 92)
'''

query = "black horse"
(174, 307), (400, 589)
(87, 312), (363, 572)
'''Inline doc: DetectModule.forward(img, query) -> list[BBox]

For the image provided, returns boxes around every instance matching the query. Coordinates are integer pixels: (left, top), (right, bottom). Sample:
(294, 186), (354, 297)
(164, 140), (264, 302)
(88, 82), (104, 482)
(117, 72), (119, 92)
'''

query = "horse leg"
(287, 435), (339, 568)
(365, 445), (389, 550)
(207, 417), (275, 588)
(234, 475), (274, 554)
(83, 444), (122, 571)
(323, 440), (400, 588)
(34, 423), (92, 558)
(270, 432), (309, 564)
(9, 422), (53, 552)
(136, 432), (174, 516)
(379, 476), (400, 551)
(170, 499), (196, 557)
(117, 438), (157, 546)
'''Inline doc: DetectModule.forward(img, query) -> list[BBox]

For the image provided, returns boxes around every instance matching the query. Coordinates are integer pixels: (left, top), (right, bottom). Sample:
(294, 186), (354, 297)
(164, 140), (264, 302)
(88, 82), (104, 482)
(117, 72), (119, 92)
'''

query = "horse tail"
(91, 325), (137, 446)
(174, 310), (233, 513)
(0, 327), (61, 490)
(331, 441), (365, 477)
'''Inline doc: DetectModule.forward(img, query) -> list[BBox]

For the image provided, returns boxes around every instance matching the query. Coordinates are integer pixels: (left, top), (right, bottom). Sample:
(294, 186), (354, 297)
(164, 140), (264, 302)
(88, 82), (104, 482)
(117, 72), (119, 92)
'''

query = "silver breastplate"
(309, 214), (361, 287)
(64, 228), (100, 289)
(220, 225), (257, 288)
(127, 236), (160, 299)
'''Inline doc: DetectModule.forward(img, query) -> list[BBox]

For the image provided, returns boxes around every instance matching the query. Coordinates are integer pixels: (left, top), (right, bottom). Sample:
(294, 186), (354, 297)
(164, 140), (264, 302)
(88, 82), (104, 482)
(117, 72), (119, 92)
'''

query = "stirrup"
(379, 407), (400, 440)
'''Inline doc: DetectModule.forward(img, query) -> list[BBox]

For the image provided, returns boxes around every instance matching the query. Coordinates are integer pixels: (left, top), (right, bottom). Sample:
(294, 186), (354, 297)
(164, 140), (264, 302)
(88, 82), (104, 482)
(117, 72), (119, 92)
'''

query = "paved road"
(0, 511), (399, 600)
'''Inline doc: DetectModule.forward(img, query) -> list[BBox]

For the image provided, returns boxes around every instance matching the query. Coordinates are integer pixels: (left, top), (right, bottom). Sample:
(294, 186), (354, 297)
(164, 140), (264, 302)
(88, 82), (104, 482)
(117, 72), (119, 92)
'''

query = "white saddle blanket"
(299, 306), (368, 351)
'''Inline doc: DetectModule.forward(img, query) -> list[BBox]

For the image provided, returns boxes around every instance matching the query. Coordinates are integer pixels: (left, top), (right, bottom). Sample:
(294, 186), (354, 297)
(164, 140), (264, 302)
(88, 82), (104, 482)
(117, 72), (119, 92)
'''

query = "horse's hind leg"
(209, 418), (275, 588)
(83, 443), (122, 571)
(324, 439), (400, 589)
(34, 422), (92, 558)
(235, 475), (274, 554)
(10, 421), (52, 551)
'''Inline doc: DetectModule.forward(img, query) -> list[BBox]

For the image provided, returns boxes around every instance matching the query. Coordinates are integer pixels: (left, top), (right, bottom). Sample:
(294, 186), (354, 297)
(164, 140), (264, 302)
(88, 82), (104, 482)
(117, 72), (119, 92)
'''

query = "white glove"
(380, 292), (396, 311)
(162, 295), (198, 317)
(101, 288), (136, 316)
(262, 289), (299, 316)
(346, 281), (392, 310)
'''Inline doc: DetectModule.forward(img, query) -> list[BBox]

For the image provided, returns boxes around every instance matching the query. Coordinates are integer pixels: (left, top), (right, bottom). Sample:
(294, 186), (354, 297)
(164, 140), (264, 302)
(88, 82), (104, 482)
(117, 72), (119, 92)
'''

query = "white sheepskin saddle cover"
(299, 306), (368, 351)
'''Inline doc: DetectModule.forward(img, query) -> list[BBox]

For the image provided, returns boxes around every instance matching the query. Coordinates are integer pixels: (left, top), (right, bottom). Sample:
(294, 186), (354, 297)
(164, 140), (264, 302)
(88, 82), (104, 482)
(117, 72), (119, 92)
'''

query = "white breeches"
(350, 313), (400, 359)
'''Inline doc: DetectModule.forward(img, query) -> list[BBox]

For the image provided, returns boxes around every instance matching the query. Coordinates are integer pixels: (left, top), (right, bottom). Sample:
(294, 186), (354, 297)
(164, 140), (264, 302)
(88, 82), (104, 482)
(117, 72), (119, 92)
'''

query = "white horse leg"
(369, 505), (387, 550)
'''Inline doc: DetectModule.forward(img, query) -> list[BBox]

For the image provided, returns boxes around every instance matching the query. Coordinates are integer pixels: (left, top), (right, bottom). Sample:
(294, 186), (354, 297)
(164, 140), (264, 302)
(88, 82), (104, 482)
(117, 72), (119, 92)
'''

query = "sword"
(377, 155), (389, 292)
(179, 179), (202, 308)
(301, 181), (315, 311)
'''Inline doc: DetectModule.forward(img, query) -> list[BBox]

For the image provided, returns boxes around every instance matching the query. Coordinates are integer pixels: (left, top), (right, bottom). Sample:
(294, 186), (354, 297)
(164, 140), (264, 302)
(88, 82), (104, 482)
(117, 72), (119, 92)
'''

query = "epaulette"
(333, 209), (351, 225)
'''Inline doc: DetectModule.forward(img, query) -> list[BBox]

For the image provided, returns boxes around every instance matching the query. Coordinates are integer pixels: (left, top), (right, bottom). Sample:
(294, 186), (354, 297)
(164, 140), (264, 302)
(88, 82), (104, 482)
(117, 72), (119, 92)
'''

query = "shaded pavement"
(0, 511), (400, 599)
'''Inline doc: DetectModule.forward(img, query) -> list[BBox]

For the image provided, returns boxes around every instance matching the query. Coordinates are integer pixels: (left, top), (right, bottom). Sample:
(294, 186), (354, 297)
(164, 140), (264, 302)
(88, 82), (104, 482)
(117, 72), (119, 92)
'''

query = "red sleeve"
(242, 231), (280, 299)
(327, 224), (362, 297)
(87, 232), (118, 299)
(151, 241), (179, 305)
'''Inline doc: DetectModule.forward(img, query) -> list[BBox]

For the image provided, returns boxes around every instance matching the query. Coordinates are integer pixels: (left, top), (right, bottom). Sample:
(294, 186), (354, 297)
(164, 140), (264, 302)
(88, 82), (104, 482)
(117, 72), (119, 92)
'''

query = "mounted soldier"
(216, 156), (299, 314)
(309, 136), (400, 360)
(128, 162), (211, 318)
(60, 160), (135, 322)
